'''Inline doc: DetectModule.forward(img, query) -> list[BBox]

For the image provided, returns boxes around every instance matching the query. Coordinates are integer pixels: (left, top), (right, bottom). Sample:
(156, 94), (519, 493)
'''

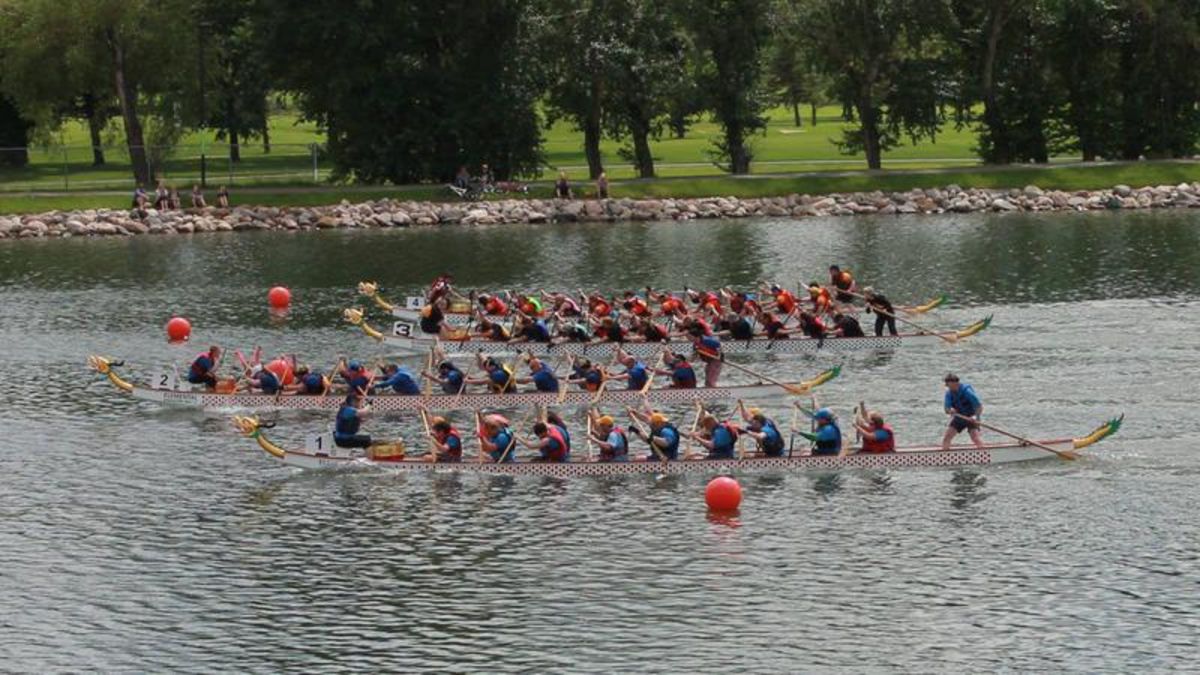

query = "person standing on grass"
(191, 185), (206, 208)
(596, 171), (609, 199)
(555, 170), (572, 199)
(217, 185), (230, 208)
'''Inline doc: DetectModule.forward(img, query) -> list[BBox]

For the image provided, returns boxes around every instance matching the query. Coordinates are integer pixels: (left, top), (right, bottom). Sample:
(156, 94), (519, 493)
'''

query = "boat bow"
(87, 355), (134, 393)
(232, 416), (288, 459)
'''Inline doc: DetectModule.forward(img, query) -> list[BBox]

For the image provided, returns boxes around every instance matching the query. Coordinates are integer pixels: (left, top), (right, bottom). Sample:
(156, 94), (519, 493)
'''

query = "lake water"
(1, 211), (1198, 671)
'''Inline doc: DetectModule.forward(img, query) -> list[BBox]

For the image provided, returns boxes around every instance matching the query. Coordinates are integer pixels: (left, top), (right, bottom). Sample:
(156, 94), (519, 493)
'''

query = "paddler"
(621, 291), (651, 319)
(246, 363), (283, 395)
(796, 309), (827, 340)
(689, 323), (723, 387)
(284, 365), (326, 395)
(829, 265), (857, 303)
(761, 312), (791, 340)
(942, 373), (984, 449)
(606, 347), (649, 390)
(424, 416), (463, 463)
(516, 294), (543, 317)
(515, 355), (560, 392)
(422, 360), (466, 395)
(630, 315), (670, 342)
(519, 421), (571, 462)
(465, 356), (516, 393)
(862, 287), (898, 336)
(566, 357), (605, 392)
(687, 414), (739, 460)
(186, 346), (222, 389)
(765, 283), (798, 320)
(479, 414), (516, 463)
(476, 293), (509, 317)
(334, 391), (374, 449)
(377, 363), (422, 395)
(628, 410), (680, 461)
(830, 311), (865, 338)
(807, 282), (834, 316)
(589, 414), (629, 462)
(854, 410), (895, 453)
(653, 351), (697, 389)
(338, 359), (373, 395)
(509, 315), (552, 343)
(737, 403), (786, 457)
(553, 320), (591, 343)
(795, 407), (842, 455)
(474, 317), (511, 342)
(717, 310), (755, 341)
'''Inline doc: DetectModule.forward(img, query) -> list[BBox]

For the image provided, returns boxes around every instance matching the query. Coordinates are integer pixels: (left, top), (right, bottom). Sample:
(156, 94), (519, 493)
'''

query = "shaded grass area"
(3, 162), (1197, 215)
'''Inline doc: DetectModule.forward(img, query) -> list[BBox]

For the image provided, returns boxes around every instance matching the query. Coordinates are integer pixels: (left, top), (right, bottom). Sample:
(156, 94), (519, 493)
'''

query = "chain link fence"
(0, 142), (329, 192)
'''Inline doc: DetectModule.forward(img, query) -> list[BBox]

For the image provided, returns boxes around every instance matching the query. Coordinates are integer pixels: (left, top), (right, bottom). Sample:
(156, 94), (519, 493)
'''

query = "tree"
(256, 0), (544, 183)
(0, 95), (33, 167)
(1046, 0), (1122, 161)
(803, 0), (951, 170)
(196, 0), (270, 164)
(680, 0), (773, 174)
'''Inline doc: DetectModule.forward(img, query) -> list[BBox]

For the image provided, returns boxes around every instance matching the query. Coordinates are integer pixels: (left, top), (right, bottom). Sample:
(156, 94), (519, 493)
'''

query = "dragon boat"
(343, 308), (991, 357)
(87, 356), (839, 413)
(231, 415), (1123, 477)
(358, 281), (948, 324)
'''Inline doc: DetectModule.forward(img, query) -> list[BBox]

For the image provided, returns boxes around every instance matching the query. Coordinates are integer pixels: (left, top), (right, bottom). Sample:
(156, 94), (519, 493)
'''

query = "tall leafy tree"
(196, 0), (270, 163)
(0, 94), (33, 167)
(1046, 0), (1122, 161)
(680, 0), (772, 173)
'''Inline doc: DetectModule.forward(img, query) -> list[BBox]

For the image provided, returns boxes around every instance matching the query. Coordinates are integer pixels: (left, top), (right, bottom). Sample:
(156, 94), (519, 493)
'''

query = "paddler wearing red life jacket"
(829, 265), (857, 303)
(590, 414), (629, 462)
(427, 417), (463, 463)
(521, 421), (571, 463)
(767, 284), (799, 318)
(187, 346), (222, 389)
(567, 357), (606, 392)
(808, 282), (834, 316)
(476, 293), (509, 317)
(654, 351), (696, 389)
(797, 310), (826, 340)
(631, 316), (670, 342)
(586, 293), (613, 319)
(853, 410), (895, 453)
(687, 414), (739, 460)
(621, 291), (650, 319)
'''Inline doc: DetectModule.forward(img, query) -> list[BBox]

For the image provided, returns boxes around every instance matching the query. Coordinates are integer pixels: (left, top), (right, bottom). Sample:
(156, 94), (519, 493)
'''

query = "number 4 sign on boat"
(404, 296), (424, 310)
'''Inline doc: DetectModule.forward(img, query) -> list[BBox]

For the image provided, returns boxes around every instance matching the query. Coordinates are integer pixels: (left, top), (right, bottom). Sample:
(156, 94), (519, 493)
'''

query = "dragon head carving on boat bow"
(356, 281), (395, 312)
(87, 355), (134, 393)
(343, 308), (385, 341)
(232, 415), (287, 459)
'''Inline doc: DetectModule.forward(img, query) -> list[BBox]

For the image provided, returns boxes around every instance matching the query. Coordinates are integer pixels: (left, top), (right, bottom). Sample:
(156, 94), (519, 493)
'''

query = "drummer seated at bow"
(686, 413), (739, 460)
(377, 363), (422, 395)
(508, 315), (552, 343)
(478, 414), (516, 463)
(518, 420), (571, 463)
(736, 402), (786, 457)
(588, 413), (630, 462)
(465, 355), (517, 393)
(186, 346), (223, 389)
(422, 360), (466, 395)
(795, 407), (842, 456)
(628, 409), (681, 461)
(515, 355), (560, 392)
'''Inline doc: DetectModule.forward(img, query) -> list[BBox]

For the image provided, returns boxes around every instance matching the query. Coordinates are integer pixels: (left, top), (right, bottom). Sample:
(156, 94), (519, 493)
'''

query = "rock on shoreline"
(2, 182), (1199, 240)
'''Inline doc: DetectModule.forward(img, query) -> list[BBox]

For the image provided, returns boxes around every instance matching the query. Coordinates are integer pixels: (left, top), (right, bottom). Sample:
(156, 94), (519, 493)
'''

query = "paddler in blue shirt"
(465, 356), (516, 393)
(687, 413), (739, 460)
(737, 403), (786, 457)
(588, 414), (629, 462)
(942, 373), (984, 449)
(422, 360), (466, 395)
(509, 315), (552, 343)
(186, 346), (222, 389)
(628, 409), (681, 461)
(795, 408), (842, 455)
(652, 351), (697, 389)
(377, 364), (421, 395)
(479, 414), (516, 462)
(282, 364), (326, 394)
(334, 392), (373, 449)
(606, 347), (649, 391)
(338, 359), (373, 395)
(518, 421), (571, 462)
(515, 355), (560, 392)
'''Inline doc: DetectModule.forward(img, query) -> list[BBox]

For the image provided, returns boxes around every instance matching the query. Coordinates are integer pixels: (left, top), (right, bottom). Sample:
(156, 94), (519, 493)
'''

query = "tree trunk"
(107, 32), (150, 186)
(229, 128), (241, 163)
(83, 94), (107, 167)
(980, 7), (1011, 164)
(630, 116), (655, 178)
(858, 97), (882, 170)
(811, 102), (818, 127)
(726, 121), (750, 174)
(584, 74), (604, 179)
(262, 122), (271, 154)
(792, 99), (801, 127)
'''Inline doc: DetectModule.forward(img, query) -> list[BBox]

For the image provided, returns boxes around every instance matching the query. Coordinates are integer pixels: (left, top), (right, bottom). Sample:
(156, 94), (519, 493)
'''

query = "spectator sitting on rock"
(133, 185), (149, 210)
(154, 180), (170, 210)
(555, 170), (572, 199)
(191, 185), (206, 208)
(479, 163), (495, 187)
(453, 166), (470, 189)
(596, 171), (609, 199)
(168, 187), (181, 210)
(217, 185), (230, 208)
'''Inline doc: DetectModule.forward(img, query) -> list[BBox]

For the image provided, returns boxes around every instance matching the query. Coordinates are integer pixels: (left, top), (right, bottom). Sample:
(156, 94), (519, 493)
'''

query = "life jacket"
(693, 318), (713, 336)
(532, 367), (559, 392)
(628, 297), (649, 316)
(814, 421), (842, 454)
(625, 362), (648, 390)
(947, 385), (980, 417)
(543, 425), (569, 462)
(860, 424), (895, 453)
(730, 295), (746, 313)
(671, 362), (696, 388)
(335, 405), (360, 437)
(800, 315), (825, 339)
(591, 299), (612, 317)
(759, 421), (785, 456)
(520, 297), (542, 316)
(440, 429), (464, 461)
(811, 288), (833, 313)
(559, 298), (581, 315)
(258, 370), (281, 394)
(832, 270), (854, 291)
(694, 334), (722, 361)
(488, 365), (515, 393)
(652, 423), (681, 460)
(300, 372), (324, 394)
(776, 291), (797, 314)
(700, 292), (721, 311)
(441, 368), (464, 394)
(388, 369), (421, 394)
(661, 297), (683, 315)
(600, 427), (629, 461)
(485, 297), (508, 316)
(189, 353), (214, 379)
(710, 422), (739, 459)
(489, 428), (514, 462)
(553, 423), (571, 454)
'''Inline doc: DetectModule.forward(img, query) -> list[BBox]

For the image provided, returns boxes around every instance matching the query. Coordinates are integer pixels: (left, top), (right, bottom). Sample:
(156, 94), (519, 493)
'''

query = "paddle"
(586, 414), (595, 461)
(639, 353), (666, 397)
(720, 358), (818, 395)
(952, 413), (1079, 460)
(626, 407), (668, 463)
(839, 287), (956, 344)
(683, 400), (704, 458)
(589, 350), (622, 404)
(419, 408), (440, 460)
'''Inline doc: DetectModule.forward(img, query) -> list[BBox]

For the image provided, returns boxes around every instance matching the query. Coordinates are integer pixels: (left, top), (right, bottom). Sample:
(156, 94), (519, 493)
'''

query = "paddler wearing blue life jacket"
(519, 420), (571, 463)
(422, 360), (466, 395)
(516, 355), (559, 392)
(509, 315), (551, 343)
(377, 364), (421, 395)
(334, 391), (373, 448)
(795, 407), (842, 456)
(737, 403), (786, 457)
(589, 414), (629, 462)
(605, 347), (649, 390)
(942, 373), (984, 449)
(465, 355), (516, 393)
(628, 410), (680, 461)
(479, 414), (516, 463)
(687, 414), (739, 460)
(187, 346), (222, 389)
(283, 365), (327, 395)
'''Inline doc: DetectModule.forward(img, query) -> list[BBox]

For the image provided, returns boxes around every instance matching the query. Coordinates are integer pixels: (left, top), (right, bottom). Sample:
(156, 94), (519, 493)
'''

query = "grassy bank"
(2, 161), (1197, 215)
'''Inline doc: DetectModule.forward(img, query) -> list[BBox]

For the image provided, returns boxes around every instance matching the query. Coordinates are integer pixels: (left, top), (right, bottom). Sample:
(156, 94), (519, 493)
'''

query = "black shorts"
(949, 417), (977, 432)
(334, 433), (372, 449)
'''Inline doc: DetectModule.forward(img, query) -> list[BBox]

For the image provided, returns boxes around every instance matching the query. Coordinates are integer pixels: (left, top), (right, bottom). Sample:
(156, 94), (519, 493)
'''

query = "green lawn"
(2, 105), (996, 193)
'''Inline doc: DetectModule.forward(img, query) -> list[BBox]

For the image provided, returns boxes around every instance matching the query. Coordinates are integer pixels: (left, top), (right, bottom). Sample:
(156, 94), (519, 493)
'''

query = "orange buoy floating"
(265, 358), (295, 385)
(165, 316), (192, 342)
(705, 476), (742, 511)
(268, 286), (292, 309)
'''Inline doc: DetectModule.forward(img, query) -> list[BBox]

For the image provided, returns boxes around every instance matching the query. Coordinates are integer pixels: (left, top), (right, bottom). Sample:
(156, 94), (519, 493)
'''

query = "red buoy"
(268, 286), (292, 309)
(265, 358), (295, 385)
(165, 316), (192, 342)
(705, 476), (742, 511)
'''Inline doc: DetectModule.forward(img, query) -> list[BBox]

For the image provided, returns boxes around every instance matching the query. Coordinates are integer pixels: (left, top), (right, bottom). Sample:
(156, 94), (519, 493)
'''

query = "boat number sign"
(404, 296), (424, 310)
(152, 369), (178, 391)
(392, 320), (416, 337)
